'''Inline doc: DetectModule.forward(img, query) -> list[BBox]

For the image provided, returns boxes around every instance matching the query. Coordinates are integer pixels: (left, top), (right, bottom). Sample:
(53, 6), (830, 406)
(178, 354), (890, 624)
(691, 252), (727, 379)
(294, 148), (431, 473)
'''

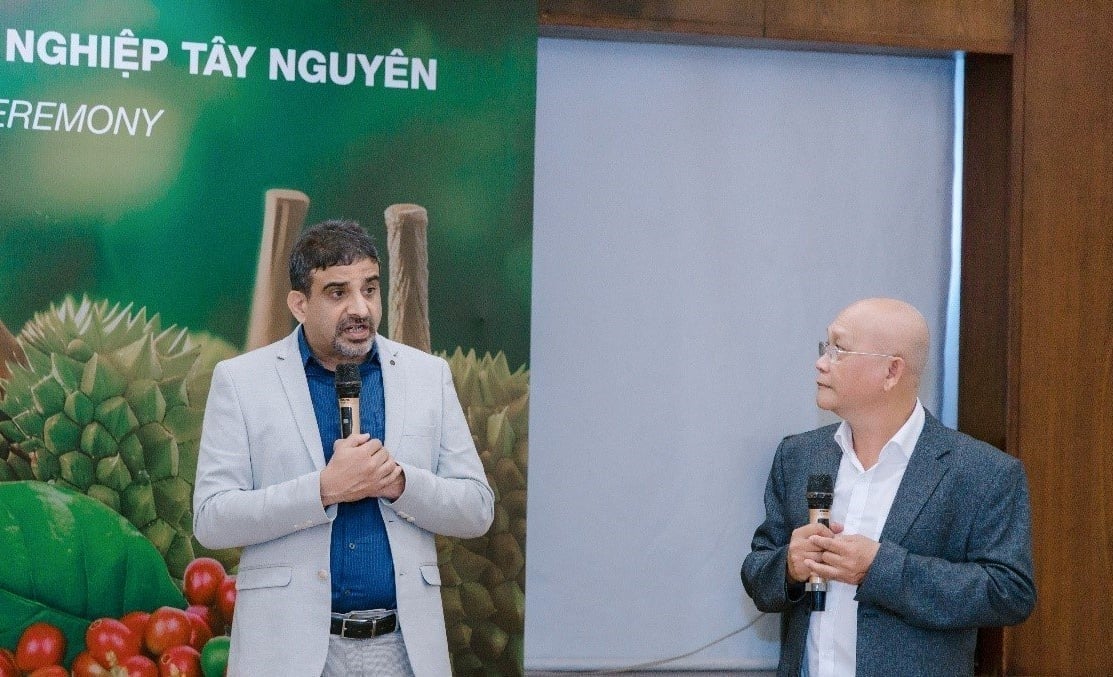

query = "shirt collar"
(296, 325), (379, 372)
(834, 399), (925, 463)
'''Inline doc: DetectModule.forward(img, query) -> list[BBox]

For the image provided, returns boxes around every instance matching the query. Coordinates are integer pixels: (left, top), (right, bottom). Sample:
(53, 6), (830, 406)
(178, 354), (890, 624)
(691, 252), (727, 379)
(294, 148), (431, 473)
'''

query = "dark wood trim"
(959, 56), (1013, 676)
(1008, 1), (1113, 672)
(764, 0), (1013, 54)
(540, 0), (1015, 53)
(959, 54), (1012, 454)
(1004, 0), (1025, 498)
(540, 0), (763, 39)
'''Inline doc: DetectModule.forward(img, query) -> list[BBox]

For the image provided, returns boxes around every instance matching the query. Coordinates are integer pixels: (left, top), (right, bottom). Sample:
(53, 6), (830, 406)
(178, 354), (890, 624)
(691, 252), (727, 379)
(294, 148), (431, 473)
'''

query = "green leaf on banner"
(0, 480), (186, 663)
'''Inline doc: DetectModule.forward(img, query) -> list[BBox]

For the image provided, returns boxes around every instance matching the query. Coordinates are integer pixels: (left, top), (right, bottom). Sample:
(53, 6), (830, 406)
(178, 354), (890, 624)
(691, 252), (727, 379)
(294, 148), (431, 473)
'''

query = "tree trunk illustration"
(385, 203), (431, 353)
(246, 189), (310, 350)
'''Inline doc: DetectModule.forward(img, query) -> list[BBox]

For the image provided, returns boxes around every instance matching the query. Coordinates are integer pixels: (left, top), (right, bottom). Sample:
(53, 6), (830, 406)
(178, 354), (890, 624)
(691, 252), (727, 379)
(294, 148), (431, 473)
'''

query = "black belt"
(330, 611), (398, 639)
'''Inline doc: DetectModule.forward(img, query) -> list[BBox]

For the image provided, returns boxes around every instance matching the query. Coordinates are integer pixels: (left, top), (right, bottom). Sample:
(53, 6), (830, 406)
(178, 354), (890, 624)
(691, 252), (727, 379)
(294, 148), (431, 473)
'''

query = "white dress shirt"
(803, 400), (925, 677)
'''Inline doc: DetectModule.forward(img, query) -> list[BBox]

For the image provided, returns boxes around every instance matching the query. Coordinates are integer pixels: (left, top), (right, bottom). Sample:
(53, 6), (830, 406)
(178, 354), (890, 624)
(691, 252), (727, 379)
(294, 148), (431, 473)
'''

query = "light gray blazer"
(741, 413), (1035, 677)
(193, 330), (494, 677)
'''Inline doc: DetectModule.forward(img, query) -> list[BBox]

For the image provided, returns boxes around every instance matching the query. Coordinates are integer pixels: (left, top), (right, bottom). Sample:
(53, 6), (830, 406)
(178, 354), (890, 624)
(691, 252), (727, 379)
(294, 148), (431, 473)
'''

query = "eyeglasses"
(818, 341), (896, 363)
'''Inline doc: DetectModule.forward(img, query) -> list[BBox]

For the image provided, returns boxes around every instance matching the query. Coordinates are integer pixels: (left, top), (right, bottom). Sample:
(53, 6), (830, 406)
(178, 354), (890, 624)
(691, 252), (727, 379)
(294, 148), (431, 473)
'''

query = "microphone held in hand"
(335, 363), (361, 438)
(806, 473), (834, 611)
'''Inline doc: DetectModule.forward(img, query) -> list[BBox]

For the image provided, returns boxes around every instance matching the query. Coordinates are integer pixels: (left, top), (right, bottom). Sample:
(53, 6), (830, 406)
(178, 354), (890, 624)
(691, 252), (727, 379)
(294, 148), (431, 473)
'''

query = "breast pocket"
(399, 426), (435, 469)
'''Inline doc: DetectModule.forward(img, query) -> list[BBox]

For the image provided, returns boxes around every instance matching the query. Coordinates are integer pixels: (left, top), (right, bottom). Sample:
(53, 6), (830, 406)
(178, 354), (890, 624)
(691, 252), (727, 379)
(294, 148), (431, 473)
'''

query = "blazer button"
(318, 569), (328, 580)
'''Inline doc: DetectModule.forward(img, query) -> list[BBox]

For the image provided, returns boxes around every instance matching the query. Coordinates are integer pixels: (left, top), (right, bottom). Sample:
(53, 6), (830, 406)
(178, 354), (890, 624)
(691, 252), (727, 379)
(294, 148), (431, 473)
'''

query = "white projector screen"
(526, 37), (956, 670)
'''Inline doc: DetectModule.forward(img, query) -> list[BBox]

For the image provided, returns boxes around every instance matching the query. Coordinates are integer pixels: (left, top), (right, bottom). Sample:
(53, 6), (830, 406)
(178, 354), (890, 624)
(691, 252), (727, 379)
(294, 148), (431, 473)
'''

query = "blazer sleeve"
(741, 438), (807, 612)
(382, 358), (494, 539)
(856, 456), (1036, 629)
(193, 361), (333, 551)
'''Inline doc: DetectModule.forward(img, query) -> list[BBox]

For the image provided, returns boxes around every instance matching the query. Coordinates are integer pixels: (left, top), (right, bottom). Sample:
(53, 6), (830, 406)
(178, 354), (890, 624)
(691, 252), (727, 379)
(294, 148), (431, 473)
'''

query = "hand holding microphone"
(790, 473), (881, 597)
(319, 364), (405, 505)
(786, 475), (838, 586)
(805, 474), (834, 611)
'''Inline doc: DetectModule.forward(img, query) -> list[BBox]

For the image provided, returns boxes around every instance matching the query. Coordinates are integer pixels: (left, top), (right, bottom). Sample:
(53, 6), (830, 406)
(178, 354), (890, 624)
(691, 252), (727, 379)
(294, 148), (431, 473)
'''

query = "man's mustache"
(337, 317), (370, 332)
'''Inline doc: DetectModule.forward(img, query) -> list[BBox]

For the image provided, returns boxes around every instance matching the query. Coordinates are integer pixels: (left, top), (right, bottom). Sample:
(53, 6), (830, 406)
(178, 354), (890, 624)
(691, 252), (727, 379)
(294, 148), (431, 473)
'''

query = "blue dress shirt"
(297, 329), (396, 612)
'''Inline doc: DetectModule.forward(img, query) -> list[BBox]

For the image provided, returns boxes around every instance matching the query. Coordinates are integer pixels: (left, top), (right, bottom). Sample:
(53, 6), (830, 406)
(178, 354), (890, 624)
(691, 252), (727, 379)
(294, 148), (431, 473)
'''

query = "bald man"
(741, 298), (1035, 677)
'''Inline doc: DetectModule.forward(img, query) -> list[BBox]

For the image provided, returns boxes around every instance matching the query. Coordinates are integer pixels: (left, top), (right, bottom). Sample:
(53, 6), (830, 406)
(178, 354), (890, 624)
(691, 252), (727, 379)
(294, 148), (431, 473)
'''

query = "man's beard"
(333, 317), (374, 359)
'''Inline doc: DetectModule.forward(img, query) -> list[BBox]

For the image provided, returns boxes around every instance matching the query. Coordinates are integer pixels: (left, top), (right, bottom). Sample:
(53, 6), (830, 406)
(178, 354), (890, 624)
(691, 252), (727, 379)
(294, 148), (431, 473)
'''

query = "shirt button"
(318, 569), (328, 580)
(349, 542), (356, 550)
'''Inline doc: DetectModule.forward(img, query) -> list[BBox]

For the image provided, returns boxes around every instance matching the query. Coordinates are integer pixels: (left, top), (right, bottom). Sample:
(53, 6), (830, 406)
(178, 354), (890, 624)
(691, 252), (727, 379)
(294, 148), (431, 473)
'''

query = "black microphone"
(335, 363), (361, 438)
(806, 473), (834, 612)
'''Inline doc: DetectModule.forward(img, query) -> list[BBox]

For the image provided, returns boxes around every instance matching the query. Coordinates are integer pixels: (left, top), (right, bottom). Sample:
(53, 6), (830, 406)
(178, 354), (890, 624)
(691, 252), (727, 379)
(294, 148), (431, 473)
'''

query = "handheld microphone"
(335, 363), (361, 438)
(806, 473), (834, 611)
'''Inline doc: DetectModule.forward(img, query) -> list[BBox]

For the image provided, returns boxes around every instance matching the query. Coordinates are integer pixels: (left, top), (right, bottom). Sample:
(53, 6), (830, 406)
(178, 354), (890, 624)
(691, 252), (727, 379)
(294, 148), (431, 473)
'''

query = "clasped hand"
(787, 521), (880, 586)
(320, 433), (405, 506)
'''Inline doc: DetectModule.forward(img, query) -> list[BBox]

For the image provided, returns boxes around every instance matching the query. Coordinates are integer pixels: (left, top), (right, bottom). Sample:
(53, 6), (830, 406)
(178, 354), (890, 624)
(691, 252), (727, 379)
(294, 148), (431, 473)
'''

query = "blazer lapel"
(879, 413), (951, 545)
(274, 329), (327, 470)
(813, 435), (842, 480)
(377, 335), (404, 454)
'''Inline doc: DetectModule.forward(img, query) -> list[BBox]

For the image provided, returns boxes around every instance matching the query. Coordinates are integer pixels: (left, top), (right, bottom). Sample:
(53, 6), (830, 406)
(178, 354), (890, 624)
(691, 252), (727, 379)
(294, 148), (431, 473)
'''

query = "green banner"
(0, 2), (534, 674)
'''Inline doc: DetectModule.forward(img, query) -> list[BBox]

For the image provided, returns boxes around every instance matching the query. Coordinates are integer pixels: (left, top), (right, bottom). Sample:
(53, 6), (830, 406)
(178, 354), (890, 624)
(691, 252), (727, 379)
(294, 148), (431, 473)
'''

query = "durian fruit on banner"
(438, 349), (528, 677)
(0, 297), (240, 579)
(386, 204), (529, 677)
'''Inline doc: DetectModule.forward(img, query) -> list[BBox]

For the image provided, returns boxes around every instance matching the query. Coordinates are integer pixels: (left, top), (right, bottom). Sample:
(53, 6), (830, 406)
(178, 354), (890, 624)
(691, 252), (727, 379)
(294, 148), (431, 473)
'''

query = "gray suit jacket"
(193, 330), (494, 676)
(740, 413), (1035, 677)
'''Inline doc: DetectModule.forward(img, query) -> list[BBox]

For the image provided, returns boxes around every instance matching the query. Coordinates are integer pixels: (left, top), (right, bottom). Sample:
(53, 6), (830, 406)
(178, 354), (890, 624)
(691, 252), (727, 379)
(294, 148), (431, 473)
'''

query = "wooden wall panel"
(959, 54), (1013, 675)
(1008, 1), (1113, 673)
(960, 54), (1013, 454)
(539, 0), (1013, 52)
(765, 0), (1015, 53)
(539, 0), (763, 38)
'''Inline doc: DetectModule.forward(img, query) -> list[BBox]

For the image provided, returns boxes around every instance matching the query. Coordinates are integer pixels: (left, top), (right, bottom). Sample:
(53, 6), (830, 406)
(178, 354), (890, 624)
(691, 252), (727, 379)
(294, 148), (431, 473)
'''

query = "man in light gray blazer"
(194, 220), (494, 676)
(741, 298), (1034, 677)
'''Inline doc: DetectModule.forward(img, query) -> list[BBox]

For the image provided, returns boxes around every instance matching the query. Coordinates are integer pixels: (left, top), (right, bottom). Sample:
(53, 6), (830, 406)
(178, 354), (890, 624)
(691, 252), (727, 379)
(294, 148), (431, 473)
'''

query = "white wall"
(526, 38), (956, 670)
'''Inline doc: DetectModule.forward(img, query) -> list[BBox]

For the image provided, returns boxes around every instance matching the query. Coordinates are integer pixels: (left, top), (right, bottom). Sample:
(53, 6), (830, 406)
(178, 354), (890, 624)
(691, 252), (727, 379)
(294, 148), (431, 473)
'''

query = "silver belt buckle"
(346, 608), (392, 637)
